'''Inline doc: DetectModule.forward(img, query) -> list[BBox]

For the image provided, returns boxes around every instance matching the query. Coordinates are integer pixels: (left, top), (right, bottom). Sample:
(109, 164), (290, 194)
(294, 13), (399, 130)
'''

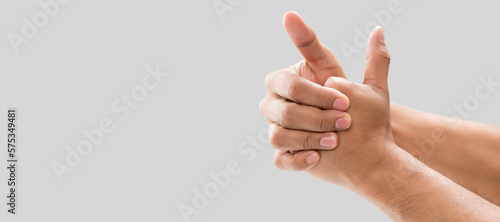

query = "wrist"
(353, 146), (426, 218)
(389, 103), (410, 149)
(353, 144), (421, 194)
(347, 142), (406, 194)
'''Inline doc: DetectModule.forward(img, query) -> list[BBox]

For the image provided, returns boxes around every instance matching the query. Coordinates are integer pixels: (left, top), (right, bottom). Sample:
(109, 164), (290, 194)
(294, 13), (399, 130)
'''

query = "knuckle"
(324, 77), (337, 88)
(279, 105), (295, 127)
(315, 112), (335, 131)
(302, 133), (316, 149)
(273, 156), (284, 170)
(378, 45), (391, 63)
(285, 79), (303, 101)
(269, 127), (285, 149)
(258, 99), (267, 116)
(316, 116), (326, 132)
(264, 72), (276, 89)
(317, 88), (333, 105)
(287, 63), (300, 75)
(325, 77), (354, 95)
(344, 81), (358, 93)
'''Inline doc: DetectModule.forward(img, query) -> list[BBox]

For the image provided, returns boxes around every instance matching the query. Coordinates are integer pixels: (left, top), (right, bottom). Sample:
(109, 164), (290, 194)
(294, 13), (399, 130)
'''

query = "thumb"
(363, 26), (391, 89)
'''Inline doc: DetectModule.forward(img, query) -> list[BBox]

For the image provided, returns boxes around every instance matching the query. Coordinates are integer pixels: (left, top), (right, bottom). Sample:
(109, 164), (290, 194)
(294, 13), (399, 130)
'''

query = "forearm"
(357, 147), (500, 221)
(390, 103), (500, 204)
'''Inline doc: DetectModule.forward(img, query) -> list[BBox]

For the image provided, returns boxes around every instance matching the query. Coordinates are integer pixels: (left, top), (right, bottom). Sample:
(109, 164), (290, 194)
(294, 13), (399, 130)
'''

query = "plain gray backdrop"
(1, 0), (499, 221)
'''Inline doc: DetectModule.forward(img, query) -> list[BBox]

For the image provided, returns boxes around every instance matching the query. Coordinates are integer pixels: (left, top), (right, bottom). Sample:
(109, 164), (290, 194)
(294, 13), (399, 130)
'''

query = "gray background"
(1, 0), (499, 221)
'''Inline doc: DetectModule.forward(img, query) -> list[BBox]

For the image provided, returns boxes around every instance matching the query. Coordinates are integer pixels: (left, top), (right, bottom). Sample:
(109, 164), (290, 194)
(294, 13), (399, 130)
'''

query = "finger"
(283, 11), (346, 83)
(265, 69), (350, 110)
(269, 123), (340, 151)
(324, 76), (356, 95)
(363, 26), (391, 89)
(274, 150), (320, 171)
(261, 95), (352, 132)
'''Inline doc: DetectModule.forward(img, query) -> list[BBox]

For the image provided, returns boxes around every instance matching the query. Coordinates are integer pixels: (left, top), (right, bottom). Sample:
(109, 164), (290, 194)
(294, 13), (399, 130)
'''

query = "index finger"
(265, 68), (350, 111)
(283, 11), (347, 83)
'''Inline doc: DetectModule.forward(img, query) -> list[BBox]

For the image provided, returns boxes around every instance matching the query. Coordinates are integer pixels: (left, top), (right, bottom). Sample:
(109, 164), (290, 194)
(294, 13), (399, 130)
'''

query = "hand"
(259, 11), (352, 171)
(305, 26), (397, 191)
(259, 12), (500, 221)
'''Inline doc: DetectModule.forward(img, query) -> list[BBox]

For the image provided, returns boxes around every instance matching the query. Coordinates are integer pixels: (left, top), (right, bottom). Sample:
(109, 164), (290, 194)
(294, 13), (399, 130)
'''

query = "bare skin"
(391, 104), (500, 205)
(259, 11), (500, 221)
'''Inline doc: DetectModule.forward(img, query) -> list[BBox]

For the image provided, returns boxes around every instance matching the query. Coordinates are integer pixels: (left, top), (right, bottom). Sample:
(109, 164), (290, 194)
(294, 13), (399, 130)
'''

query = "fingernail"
(335, 117), (350, 130)
(306, 154), (319, 165)
(320, 135), (337, 148)
(375, 26), (385, 43)
(333, 99), (348, 111)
